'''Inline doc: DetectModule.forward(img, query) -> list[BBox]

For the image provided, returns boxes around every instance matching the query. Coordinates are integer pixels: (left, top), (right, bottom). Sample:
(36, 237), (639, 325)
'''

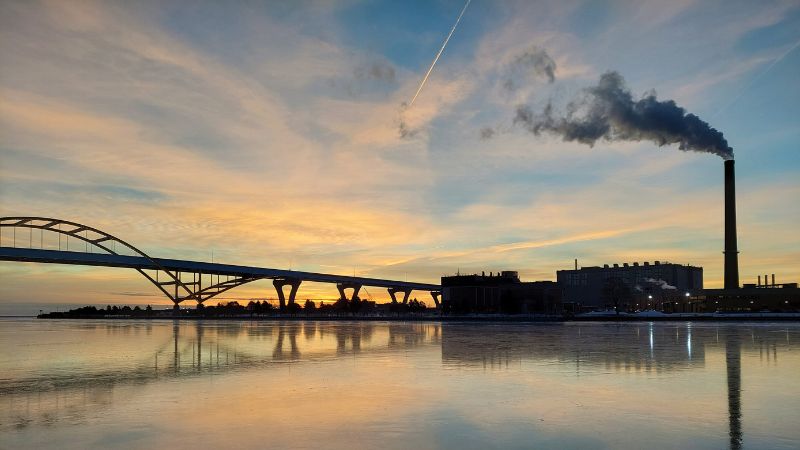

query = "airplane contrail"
(407, 0), (471, 108)
(712, 36), (800, 119)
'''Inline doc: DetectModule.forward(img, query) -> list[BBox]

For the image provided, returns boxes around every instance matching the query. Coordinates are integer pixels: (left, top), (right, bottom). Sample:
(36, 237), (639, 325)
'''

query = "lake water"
(1, 319), (798, 449)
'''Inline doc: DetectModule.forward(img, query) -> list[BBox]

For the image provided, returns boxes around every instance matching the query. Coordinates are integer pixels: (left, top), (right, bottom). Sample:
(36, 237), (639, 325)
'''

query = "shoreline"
(31, 314), (800, 322)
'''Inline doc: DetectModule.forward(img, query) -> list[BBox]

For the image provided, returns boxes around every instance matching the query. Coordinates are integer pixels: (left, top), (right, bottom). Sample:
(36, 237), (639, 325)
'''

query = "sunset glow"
(1, 0), (798, 310)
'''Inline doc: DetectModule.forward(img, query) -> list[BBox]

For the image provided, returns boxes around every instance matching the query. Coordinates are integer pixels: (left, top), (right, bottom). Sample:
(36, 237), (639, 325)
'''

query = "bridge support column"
(430, 291), (441, 309)
(388, 287), (411, 304)
(273, 278), (301, 311)
(172, 302), (180, 315)
(337, 283), (362, 301)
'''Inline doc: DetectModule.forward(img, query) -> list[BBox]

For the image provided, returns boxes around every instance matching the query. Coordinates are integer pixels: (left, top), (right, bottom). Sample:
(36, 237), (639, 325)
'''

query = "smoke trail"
(644, 278), (677, 290)
(514, 71), (734, 160)
(504, 46), (556, 90)
(408, 0), (471, 108)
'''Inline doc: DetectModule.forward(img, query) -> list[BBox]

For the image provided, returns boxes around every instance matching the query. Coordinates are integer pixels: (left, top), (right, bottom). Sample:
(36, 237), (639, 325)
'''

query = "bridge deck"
(0, 247), (440, 291)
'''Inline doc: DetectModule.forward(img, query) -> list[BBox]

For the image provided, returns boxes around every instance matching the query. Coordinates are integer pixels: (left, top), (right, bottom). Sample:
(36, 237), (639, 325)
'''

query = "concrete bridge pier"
(273, 278), (302, 310)
(430, 291), (441, 308)
(337, 282), (362, 301)
(388, 287), (411, 304)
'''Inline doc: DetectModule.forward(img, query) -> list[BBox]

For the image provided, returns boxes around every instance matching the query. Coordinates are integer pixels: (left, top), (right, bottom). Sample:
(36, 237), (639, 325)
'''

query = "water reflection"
(440, 323), (715, 372)
(0, 320), (441, 432)
(1, 320), (798, 449)
(438, 323), (799, 449)
(726, 330), (742, 450)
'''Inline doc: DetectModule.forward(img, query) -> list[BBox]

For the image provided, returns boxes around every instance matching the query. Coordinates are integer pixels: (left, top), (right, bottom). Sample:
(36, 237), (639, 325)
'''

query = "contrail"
(713, 37), (800, 119)
(407, 0), (471, 108)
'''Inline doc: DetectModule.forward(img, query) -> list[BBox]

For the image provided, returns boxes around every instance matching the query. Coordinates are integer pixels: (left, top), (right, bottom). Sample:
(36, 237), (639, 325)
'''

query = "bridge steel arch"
(0, 217), (264, 309)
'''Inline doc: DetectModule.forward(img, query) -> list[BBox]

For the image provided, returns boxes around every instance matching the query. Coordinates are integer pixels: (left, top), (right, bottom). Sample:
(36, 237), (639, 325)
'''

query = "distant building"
(441, 271), (562, 314)
(688, 280), (800, 313)
(556, 261), (703, 311)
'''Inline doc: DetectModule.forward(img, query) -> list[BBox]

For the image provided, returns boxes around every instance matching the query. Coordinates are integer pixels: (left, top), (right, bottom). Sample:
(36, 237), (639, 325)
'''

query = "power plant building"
(441, 271), (562, 314)
(557, 261), (703, 311)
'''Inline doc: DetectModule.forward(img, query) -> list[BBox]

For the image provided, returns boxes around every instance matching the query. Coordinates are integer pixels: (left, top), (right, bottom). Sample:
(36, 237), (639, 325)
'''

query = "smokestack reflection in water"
(726, 330), (742, 449)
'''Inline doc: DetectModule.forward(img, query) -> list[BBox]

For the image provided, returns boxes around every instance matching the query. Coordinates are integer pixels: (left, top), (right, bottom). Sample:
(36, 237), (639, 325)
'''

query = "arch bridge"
(0, 217), (441, 310)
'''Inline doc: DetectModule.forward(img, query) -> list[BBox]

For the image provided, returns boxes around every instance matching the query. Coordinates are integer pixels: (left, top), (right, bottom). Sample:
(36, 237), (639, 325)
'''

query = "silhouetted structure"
(0, 217), (441, 312)
(557, 261), (703, 311)
(441, 271), (561, 314)
(724, 160), (740, 289)
(691, 280), (800, 312)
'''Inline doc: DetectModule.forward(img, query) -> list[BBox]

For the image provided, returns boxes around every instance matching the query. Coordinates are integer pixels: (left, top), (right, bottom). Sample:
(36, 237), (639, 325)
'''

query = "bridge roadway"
(0, 246), (441, 308)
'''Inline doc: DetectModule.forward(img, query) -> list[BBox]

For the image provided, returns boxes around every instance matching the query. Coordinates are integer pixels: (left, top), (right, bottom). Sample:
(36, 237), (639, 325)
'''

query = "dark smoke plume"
(514, 71), (733, 159)
(504, 46), (556, 90)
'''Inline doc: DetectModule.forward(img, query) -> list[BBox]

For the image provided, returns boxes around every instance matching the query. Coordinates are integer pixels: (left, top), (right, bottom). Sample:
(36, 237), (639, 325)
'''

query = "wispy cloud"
(1, 0), (798, 305)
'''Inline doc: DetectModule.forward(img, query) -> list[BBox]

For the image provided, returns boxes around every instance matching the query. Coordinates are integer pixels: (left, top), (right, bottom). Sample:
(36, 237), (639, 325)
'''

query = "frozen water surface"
(1, 319), (798, 449)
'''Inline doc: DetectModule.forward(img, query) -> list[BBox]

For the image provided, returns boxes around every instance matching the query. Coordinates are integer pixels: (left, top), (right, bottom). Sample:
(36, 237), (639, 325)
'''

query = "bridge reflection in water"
(1, 321), (796, 449)
(0, 320), (443, 431)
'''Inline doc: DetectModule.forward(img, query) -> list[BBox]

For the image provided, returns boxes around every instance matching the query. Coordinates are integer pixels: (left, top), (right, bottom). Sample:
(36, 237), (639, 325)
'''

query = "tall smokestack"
(724, 160), (739, 289)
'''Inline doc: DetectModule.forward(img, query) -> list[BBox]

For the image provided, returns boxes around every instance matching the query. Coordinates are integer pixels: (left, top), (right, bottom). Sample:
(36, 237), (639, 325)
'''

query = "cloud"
(1, 0), (798, 306)
(326, 60), (398, 98)
(396, 73), (476, 139)
(355, 61), (396, 83)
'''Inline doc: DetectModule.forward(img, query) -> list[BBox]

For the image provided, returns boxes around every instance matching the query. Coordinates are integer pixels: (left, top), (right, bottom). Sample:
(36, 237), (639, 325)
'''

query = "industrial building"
(443, 159), (800, 315)
(553, 159), (798, 314)
(441, 271), (561, 314)
(557, 261), (703, 312)
(687, 276), (800, 313)
(700, 159), (800, 311)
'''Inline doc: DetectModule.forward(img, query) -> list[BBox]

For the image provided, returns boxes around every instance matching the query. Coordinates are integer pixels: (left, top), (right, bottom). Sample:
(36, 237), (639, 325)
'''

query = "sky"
(1, 0), (798, 309)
